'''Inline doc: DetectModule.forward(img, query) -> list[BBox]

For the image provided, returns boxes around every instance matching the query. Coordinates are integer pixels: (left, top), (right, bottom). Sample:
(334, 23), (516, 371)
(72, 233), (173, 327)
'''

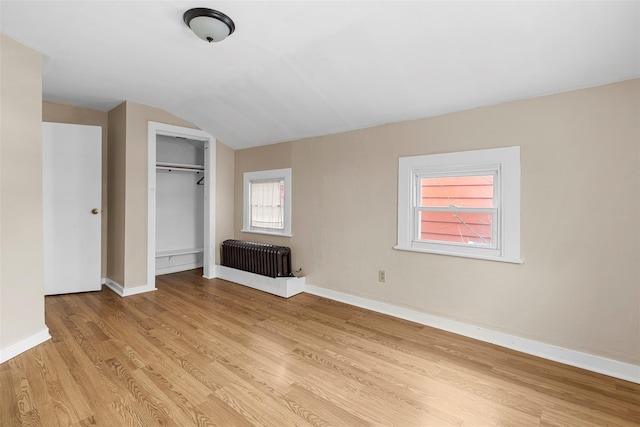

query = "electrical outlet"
(378, 270), (386, 282)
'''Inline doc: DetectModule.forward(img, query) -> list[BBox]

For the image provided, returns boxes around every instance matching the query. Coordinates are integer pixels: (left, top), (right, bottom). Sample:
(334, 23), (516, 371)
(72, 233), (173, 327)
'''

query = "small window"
(396, 147), (521, 263)
(242, 168), (292, 237)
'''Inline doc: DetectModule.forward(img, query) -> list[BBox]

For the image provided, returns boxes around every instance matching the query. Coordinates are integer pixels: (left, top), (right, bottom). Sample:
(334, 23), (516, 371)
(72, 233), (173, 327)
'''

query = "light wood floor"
(2, 269), (639, 426)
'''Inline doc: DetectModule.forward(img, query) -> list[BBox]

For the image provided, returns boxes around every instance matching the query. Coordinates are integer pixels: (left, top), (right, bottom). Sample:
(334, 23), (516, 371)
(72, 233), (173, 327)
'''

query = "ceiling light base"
(183, 8), (235, 43)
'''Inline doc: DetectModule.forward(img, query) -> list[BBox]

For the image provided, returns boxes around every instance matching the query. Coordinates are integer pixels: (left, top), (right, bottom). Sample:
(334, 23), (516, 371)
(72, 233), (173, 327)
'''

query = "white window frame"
(396, 146), (522, 263)
(242, 168), (292, 237)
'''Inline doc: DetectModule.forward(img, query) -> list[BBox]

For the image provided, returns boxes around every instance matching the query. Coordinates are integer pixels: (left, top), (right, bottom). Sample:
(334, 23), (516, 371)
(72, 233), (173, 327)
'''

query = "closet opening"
(147, 122), (216, 288)
(155, 135), (205, 275)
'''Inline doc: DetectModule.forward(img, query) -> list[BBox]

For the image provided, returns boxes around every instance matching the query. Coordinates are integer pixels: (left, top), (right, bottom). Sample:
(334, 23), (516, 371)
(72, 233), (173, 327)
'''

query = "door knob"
(91, 208), (100, 215)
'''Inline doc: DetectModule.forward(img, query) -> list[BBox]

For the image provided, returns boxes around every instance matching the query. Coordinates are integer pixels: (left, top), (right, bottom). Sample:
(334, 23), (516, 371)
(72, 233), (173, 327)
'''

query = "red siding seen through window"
(420, 176), (494, 245)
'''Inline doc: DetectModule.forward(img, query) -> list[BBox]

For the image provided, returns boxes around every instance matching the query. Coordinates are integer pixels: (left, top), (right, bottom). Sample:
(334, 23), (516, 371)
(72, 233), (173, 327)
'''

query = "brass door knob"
(91, 208), (100, 215)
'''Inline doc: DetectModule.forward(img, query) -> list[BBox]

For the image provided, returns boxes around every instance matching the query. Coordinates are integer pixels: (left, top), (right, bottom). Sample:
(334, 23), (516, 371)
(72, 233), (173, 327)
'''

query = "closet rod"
(156, 166), (203, 173)
(156, 161), (204, 170)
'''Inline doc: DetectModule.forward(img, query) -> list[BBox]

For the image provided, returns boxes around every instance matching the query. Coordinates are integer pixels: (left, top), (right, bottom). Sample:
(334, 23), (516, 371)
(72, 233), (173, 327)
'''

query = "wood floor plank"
(283, 382), (372, 427)
(540, 401), (638, 427)
(2, 268), (639, 426)
(193, 395), (255, 427)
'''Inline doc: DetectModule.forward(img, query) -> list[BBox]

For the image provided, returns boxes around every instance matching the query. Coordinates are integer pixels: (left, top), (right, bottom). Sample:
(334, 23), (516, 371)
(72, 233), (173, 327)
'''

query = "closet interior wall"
(155, 135), (204, 275)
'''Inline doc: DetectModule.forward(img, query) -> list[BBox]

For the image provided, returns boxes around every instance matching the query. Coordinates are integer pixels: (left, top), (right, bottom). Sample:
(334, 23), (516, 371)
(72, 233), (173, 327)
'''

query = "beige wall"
(216, 142), (235, 264)
(107, 103), (126, 285)
(0, 34), (47, 349)
(235, 79), (640, 365)
(42, 101), (109, 277)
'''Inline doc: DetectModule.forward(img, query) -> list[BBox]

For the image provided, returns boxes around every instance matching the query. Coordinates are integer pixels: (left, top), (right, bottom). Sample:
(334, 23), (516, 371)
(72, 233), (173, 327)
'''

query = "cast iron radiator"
(221, 239), (292, 278)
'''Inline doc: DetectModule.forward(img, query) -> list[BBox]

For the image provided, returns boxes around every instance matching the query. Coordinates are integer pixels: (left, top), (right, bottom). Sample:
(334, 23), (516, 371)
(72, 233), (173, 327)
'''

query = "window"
(396, 146), (521, 263)
(242, 168), (292, 236)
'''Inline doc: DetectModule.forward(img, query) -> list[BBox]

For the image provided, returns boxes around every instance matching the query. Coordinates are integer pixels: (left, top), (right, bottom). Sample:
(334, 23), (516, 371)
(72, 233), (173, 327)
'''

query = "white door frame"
(147, 121), (216, 286)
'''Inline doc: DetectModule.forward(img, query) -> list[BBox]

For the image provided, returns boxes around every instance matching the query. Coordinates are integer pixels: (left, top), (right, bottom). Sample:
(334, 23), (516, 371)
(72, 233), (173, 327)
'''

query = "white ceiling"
(1, 1), (639, 150)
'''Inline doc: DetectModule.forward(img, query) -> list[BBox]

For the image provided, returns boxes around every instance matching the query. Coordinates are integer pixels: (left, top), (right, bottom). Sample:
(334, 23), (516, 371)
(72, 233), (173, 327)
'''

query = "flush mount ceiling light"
(183, 8), (235, 43)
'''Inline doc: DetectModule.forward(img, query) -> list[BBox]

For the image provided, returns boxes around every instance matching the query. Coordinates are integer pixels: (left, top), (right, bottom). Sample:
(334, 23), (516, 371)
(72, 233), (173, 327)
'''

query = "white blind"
(250, 180), (284, 229)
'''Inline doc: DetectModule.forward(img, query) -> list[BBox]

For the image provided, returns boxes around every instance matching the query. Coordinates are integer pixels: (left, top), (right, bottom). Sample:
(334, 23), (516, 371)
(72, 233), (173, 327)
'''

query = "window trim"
(396, 146), (522, 263)
(242, 168), (292, 237)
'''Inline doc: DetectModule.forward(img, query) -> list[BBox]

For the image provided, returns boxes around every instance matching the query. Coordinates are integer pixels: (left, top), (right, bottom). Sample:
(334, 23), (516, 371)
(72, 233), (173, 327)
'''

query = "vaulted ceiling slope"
(1, 1), (638, 149)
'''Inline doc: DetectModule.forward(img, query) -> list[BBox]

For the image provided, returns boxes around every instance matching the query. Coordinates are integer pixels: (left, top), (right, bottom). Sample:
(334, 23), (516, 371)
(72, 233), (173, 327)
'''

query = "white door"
(43, 122), (102, 295)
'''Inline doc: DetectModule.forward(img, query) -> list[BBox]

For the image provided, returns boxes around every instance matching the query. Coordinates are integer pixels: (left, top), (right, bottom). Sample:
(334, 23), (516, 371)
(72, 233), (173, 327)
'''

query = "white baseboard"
(101, 277), (107, 285)
(304, 284), (640, 384)
(0, 327), (51, 364)
(105, 278), (157, 297)
(215, 265), (305, 298)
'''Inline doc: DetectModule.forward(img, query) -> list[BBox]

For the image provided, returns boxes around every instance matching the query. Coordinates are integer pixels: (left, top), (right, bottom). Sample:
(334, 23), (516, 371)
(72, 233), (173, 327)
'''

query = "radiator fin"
(221, 240), (292, 278)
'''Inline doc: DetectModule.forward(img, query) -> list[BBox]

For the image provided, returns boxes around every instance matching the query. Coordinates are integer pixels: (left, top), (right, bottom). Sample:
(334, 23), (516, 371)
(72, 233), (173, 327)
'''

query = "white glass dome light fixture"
(183, 8), (235, 43)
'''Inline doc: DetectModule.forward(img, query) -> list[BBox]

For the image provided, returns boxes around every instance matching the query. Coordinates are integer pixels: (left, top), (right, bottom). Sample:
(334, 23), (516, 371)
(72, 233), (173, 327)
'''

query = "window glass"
(420, 176), (494, 208)
(250, 179), (284, 229)
(418, 175), (495, 246)
(419, 211), (493, 245)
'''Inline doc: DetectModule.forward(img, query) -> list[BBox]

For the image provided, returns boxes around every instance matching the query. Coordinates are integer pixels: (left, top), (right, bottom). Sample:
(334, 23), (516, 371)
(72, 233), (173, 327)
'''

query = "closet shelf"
(156, 162), (204, 172)
(156, 248), (204, 258)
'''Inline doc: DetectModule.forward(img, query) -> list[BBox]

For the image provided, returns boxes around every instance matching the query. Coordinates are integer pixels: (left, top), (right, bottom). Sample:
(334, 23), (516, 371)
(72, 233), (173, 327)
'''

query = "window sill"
(393, 245), (523, 264)
(241, 229), (292, 238)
